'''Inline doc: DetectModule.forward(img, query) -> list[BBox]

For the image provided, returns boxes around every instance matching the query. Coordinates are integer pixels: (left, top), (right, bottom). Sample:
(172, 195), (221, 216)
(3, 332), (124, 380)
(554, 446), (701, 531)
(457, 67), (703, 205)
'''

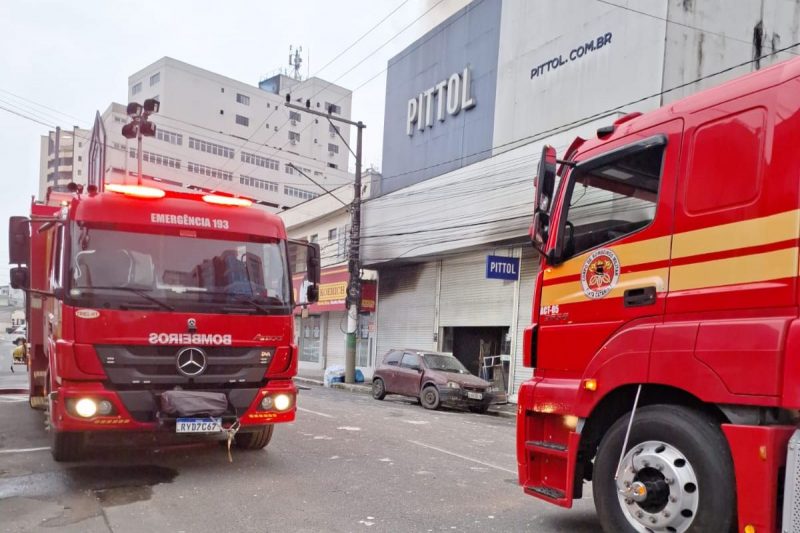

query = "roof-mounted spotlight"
(126, 102), (143, 117)
(143, 98), (160, 114)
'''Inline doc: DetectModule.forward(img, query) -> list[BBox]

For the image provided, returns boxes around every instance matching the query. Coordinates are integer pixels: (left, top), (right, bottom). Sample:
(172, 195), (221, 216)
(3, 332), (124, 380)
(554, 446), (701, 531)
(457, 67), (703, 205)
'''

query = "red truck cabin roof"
(68, 189), (287, 241)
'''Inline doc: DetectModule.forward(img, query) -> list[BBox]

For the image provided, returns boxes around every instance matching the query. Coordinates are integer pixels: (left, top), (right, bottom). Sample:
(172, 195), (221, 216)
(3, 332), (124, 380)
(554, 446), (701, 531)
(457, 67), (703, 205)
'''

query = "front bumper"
(50, 380), (297, 432)
(438, 387), (495, 407)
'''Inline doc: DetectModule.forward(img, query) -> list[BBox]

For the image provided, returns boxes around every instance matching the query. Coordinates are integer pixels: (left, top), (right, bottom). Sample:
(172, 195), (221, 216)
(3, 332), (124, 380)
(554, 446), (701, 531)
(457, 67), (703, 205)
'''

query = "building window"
(325, 102), (341, 114)
(284, 185), (319, 201)
(77, 155), (82, 162)
(289, 110), (301, 123)
(220, 109), (224, 115)
(327, 163), (338, 169)
(150, 72), (160, 86)
(314, 171), (323, 176)
(129, 149), (181, 169)
(236, 93), (250, 105)
(187, 161), (233, 181)
(156, 127), (183, 146)
(328, 143), (339, 155)
(240, 174), (278, 192)
(241, 151), (279, 170)
(131, 82), (142, 95)
(235, 115), (249, 126)
(328, 228), (337, 241)
(188, 137), (234, 158)
(309, 234), (318, 243)
(285, 164), (294, 175)
(288, 131), (300, 143)
(329, 124), (340, 136)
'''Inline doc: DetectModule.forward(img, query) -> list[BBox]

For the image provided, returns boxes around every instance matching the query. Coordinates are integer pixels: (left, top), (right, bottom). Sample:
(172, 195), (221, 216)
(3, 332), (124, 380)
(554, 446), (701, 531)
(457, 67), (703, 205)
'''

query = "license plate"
(467, 392), (483, 400)
(176, 417), (222, 433)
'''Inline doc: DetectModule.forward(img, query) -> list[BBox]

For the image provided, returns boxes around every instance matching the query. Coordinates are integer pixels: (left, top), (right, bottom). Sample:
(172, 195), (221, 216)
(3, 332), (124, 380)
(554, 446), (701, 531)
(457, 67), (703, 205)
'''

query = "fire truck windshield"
(67, 225), (291, 314)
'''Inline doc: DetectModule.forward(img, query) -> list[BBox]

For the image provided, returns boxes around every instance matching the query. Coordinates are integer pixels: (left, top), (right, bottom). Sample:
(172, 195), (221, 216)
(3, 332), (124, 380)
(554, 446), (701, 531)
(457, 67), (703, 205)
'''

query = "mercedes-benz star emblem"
(187, 318), (197, 332)
(176, 347), (207, 377)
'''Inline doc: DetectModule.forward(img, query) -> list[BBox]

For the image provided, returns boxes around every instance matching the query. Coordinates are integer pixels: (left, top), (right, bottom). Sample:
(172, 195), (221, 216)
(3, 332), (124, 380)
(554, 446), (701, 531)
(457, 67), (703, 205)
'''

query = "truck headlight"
(75, 398), (98, 418)
(446, 382), (460, 389)
(274, 394), (292, 411)
(260, 396), (274, 410)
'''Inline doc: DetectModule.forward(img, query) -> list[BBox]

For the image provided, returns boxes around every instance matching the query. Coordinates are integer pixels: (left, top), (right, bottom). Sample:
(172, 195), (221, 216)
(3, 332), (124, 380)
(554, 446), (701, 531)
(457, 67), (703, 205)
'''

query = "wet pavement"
(0, 382), (600, 532)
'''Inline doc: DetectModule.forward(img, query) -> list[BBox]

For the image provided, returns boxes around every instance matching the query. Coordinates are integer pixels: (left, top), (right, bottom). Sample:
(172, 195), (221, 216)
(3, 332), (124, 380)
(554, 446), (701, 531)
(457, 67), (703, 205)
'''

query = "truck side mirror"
(9, 266), (29, 290)
(531, 145), (557, 258)
(8, 216), (30, 266)
(306, 242), (321, 286)
(306, 284), (319, 304)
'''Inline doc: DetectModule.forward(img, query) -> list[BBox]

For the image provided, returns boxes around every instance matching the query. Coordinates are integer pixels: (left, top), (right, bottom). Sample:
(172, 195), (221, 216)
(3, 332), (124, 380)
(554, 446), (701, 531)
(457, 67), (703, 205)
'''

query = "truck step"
(524, 485), (566, 501)
(33, 371), (47, 380)
(525, 440), (568, 459)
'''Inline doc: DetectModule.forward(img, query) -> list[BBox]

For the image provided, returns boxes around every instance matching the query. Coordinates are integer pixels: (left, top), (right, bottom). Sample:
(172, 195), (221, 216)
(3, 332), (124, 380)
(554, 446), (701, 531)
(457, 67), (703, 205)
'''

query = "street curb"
(293, 376), (517, 419)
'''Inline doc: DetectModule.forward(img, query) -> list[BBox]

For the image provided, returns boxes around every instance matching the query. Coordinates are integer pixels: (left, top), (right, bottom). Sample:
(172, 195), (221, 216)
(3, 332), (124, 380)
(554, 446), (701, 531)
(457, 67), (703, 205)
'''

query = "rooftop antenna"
(289, 45), (303, 80)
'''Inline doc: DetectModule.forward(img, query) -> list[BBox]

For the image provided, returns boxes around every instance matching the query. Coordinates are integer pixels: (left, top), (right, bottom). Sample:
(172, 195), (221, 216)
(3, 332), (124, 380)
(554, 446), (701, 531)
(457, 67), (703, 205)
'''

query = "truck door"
(537, 120), (683, 374)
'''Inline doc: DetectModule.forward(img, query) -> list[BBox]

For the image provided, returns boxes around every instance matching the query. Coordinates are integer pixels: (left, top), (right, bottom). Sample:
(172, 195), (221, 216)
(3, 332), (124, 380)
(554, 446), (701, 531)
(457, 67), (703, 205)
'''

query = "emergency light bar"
(106, 183), (166, 199)
(202, 194), (252, 207)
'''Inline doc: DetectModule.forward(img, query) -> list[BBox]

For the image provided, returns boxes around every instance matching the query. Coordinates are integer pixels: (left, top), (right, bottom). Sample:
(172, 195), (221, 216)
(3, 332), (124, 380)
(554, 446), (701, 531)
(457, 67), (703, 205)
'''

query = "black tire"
(593, 404), (735, 533)
(51, 431), (86, 462)
(372, 378), (387, 400)
(420, 385), (440, 410)
(468, 404), (490, 414)
(234, 425), (275, 450)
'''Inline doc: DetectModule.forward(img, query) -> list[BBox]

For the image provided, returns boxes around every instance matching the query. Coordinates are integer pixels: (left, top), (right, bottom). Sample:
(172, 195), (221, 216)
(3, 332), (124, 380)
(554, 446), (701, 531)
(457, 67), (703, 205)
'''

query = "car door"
(379, 350), (402, 393)
(537, 120), (683, 375)
(395, 352), (424, 396)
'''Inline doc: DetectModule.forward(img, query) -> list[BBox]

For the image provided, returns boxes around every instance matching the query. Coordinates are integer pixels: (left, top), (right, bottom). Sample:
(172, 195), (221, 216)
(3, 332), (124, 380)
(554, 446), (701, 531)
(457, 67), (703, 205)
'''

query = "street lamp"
(122, 98), (159, 185)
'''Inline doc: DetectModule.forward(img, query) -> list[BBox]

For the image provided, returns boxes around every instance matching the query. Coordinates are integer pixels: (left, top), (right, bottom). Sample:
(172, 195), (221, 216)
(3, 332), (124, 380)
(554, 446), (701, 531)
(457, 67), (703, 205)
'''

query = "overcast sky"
(0, 0), (470, 284)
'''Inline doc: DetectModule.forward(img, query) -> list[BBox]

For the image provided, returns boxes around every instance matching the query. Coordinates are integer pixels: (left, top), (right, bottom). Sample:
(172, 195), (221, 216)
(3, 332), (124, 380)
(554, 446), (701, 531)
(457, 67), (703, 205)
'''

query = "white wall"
(492, 0), (668, 155)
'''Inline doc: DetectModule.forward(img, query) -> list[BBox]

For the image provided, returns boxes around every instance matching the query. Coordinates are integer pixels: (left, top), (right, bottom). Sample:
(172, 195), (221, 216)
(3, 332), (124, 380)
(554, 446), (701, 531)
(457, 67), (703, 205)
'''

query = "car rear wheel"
(372, 378), (386, 400)
(420, 385), (440, 410)
(234, 425), (274, 450)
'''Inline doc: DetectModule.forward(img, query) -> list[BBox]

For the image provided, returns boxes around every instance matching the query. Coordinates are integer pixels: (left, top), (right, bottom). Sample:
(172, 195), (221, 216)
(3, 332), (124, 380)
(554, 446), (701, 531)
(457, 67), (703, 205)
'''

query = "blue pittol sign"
(486, 255), (520, 281)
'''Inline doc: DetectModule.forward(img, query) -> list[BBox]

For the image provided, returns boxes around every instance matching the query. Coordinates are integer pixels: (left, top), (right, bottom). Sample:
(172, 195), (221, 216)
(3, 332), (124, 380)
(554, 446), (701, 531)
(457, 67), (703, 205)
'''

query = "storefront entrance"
(441, 326), (510, 390)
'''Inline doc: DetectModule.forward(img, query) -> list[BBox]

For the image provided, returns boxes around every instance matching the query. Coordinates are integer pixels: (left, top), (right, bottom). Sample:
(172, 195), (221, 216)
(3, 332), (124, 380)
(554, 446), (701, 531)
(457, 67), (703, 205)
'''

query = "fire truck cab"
(9, 184), (320, 461)
(519, 57), (800, 532)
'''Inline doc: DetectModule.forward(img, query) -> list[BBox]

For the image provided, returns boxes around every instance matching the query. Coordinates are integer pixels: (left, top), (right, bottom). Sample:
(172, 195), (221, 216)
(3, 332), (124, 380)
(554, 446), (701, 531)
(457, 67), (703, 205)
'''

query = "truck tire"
(51, 431), (86, 462)
(234, 425), (275, 450)
(593, 404), (735, 533)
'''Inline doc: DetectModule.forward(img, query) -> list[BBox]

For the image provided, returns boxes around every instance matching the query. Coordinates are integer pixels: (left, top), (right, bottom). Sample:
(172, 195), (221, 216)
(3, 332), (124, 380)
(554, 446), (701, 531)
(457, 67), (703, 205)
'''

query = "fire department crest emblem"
(581, 248), (621, 299)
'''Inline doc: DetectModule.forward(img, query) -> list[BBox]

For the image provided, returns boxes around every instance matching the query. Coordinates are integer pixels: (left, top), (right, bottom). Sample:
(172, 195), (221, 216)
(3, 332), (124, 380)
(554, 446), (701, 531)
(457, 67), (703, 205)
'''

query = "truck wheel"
(51, 431), (86, 462)
(420, 385), (440, 410)
(372, 378), (387, 400)
(593, 404), (734, 533)
(234, 425), (275, 450)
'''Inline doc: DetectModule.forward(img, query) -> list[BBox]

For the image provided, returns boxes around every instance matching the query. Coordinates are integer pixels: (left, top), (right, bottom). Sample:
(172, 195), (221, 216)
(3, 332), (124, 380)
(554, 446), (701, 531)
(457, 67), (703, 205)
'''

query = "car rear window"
(384, 350), (402, 366)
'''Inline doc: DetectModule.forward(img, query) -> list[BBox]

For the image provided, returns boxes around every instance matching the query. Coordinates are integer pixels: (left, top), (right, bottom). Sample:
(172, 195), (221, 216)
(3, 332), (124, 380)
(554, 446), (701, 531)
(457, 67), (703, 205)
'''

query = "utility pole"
(122, 99), (160, 185)
(285, 95), (366, 384)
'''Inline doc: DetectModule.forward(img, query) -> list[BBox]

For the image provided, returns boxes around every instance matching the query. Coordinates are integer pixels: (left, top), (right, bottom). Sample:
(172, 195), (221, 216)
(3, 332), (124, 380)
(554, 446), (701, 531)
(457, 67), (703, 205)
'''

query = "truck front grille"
(95, 345), (274, 389)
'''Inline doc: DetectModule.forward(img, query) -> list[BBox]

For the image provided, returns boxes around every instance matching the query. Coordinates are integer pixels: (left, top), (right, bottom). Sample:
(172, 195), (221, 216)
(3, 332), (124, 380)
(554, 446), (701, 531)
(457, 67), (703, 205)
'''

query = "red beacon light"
(106, 183), (166, 199)
(202, 194), (252, 207)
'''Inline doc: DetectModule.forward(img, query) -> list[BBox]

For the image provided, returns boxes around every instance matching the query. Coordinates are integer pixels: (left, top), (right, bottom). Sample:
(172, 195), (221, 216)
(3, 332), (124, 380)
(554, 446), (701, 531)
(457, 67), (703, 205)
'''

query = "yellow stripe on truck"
(669, 247), (799, 292)
(542, 236), (671, 281)
(541, 268), (669, 306)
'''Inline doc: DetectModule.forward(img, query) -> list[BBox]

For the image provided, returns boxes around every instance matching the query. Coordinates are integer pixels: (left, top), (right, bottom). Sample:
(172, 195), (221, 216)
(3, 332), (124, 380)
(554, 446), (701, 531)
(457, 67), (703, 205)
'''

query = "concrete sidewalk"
(294, 369), (517, 419)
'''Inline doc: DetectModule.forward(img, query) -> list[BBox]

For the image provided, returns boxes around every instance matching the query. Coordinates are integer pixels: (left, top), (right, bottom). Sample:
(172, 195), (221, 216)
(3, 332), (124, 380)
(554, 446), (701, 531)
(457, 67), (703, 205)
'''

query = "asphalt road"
(0, 384), (600, 532)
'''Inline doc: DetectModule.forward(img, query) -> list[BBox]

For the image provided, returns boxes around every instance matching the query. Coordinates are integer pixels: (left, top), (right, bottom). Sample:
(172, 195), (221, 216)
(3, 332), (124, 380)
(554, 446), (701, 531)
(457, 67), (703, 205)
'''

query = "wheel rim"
(423, 389), (436, 406)
(615, 440), (699, 533)
(373, 380), (383, 398)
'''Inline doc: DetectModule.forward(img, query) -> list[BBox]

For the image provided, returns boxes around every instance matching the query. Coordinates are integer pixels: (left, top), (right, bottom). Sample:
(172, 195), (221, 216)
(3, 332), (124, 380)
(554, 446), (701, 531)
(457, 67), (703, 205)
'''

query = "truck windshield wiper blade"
(80, 286), (175, 311)
(197, 291), (290, 314)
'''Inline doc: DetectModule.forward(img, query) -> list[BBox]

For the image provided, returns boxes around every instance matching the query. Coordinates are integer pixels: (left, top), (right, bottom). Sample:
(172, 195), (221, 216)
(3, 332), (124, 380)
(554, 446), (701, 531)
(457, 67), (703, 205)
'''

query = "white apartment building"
(38, 126), (91, 200)
(87, 57), (354, 211)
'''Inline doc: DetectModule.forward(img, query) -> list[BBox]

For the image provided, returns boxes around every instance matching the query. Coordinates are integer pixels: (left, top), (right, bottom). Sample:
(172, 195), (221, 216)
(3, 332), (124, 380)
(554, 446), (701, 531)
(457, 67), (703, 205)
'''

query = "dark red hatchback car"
(371, 350), (495, 413)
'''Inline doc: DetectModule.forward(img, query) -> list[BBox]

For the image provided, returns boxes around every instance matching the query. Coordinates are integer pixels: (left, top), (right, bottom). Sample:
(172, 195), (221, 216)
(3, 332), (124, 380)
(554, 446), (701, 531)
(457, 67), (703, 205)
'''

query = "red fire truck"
(518, 57), (800, 532)
(8, 183), (320, 461)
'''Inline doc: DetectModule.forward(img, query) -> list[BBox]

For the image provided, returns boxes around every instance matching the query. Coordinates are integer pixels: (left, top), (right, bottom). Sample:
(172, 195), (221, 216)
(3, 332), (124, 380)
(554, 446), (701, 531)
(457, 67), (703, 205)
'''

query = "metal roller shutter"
(439, 249), (517, 327)
(376, 263), (437, 358)
(325, 311), (347, 369)
(511, 248), (538, 395)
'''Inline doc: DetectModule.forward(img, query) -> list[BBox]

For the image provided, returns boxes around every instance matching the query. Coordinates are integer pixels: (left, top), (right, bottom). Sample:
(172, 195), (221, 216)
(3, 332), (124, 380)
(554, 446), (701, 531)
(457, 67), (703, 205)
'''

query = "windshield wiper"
(79, 286), (175, 311)
(198, 291), (289, 314)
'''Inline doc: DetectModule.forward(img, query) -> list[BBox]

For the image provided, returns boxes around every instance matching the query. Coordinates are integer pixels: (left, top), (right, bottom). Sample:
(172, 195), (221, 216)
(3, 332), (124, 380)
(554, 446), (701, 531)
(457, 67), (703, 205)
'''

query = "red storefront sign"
(293, 266), (376, 314)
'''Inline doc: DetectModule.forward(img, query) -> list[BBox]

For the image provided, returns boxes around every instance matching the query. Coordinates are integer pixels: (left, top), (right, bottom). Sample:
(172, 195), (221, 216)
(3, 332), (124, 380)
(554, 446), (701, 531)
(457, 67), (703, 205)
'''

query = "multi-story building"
(38, 126), (91, 200)
(87, 57), (354, 211)
(362, 0), (799, 401)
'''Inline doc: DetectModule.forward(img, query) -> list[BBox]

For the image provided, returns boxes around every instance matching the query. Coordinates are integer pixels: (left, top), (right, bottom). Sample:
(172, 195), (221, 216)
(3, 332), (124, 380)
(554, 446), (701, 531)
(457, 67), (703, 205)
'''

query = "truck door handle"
(624, 286), (656, 307)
